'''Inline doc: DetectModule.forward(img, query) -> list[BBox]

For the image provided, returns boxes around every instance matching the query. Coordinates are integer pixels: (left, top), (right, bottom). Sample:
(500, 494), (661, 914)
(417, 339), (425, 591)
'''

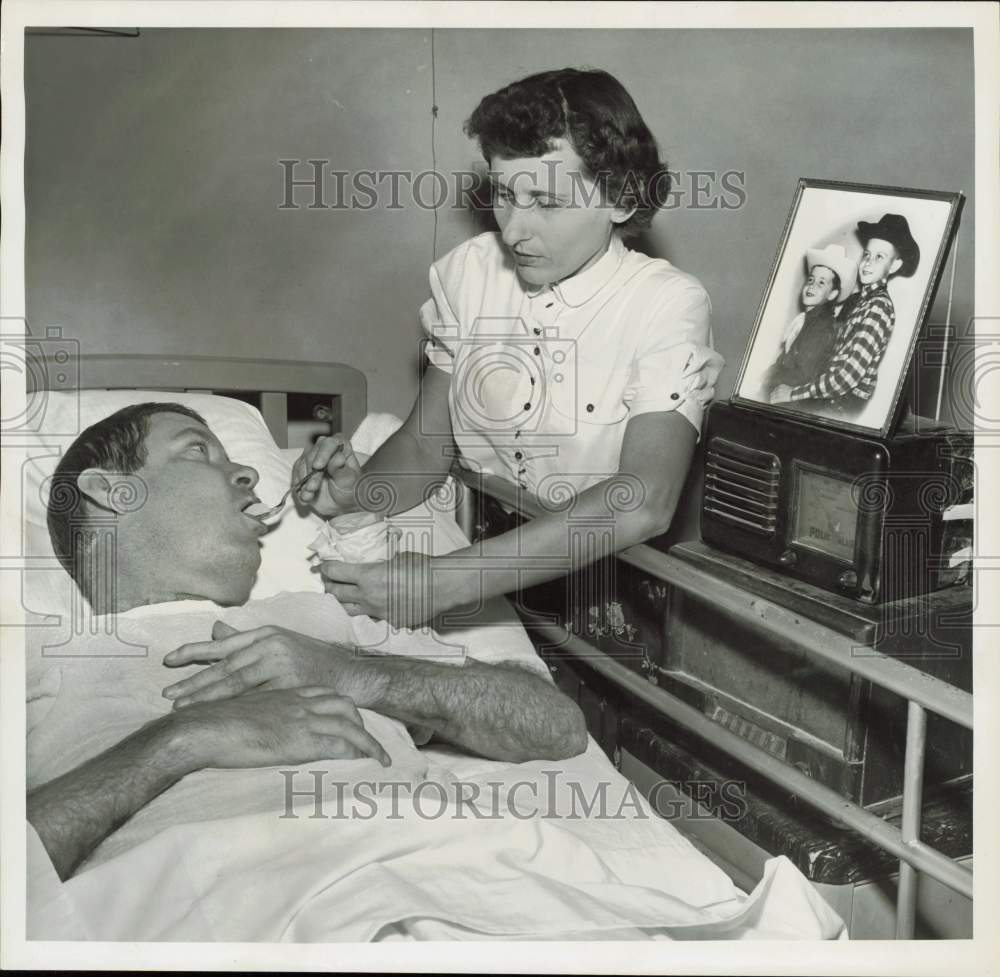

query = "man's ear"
(828, 288), (840, 302)
(888, 256), (903, 276)
(76, 469), (118, 513)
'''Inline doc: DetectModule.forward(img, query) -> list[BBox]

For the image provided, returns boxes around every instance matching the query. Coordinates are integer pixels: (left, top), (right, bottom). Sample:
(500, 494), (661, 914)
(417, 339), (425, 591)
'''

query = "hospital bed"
(19, 351), (966, 941)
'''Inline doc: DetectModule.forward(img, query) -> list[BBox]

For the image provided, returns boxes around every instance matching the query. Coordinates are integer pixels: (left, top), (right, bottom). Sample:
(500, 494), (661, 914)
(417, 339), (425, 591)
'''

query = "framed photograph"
(731, 179), (964, 437)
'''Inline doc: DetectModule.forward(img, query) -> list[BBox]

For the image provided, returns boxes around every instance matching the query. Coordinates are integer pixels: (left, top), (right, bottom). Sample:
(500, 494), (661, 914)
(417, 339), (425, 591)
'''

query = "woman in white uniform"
(297, 68), (723, 627)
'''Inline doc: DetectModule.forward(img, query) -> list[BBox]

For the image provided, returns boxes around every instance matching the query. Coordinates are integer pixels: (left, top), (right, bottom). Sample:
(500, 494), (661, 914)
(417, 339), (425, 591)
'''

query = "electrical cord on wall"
(25, 27), (140, 36)
(430, 27), (440, 265)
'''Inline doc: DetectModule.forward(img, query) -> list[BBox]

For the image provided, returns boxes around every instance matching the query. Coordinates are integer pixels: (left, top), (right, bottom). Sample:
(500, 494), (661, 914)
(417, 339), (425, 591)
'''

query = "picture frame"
(731, 179), (964, 438)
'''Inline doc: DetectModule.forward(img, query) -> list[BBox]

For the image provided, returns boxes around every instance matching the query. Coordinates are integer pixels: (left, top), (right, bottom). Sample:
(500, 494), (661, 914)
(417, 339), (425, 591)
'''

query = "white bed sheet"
(27, 589), (844, 942)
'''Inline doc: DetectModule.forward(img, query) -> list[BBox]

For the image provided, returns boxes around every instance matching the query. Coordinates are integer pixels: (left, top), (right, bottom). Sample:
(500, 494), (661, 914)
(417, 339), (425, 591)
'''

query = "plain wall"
(25, 27), (974, 421)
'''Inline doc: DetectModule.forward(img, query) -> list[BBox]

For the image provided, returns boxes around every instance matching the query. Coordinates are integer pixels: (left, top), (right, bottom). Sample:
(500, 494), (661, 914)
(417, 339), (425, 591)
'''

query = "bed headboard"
(27, 352), (367, 448)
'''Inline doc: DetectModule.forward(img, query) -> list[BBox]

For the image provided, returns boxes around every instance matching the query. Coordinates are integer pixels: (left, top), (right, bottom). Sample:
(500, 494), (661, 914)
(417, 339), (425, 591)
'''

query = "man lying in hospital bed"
(24, 392), (845, 941)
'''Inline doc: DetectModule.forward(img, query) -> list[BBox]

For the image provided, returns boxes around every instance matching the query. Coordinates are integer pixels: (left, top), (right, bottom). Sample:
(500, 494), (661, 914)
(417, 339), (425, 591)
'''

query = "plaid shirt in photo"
(787, 282), (895, 402)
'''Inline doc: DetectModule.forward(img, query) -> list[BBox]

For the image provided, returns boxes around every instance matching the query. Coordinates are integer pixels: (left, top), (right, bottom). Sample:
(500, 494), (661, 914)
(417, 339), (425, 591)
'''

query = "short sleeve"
(625, 279), (716, 432)
(419, 263), (462, 375)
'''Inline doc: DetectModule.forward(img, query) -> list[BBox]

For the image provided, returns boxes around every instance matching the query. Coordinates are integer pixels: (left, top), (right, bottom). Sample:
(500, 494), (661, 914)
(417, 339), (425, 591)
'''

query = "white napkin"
(308, 511), (402, 563)
(308, 513), (467, 668)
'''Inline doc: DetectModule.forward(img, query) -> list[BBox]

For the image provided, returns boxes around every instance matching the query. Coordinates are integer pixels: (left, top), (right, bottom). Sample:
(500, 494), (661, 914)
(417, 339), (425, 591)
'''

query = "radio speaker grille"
(704, 437), (781, 535)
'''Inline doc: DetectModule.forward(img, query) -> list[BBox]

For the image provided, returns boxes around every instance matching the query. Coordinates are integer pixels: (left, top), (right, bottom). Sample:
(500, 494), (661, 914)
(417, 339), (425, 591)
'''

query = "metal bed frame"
(451, 470), (974, 940)
(27, 352), (368, 447)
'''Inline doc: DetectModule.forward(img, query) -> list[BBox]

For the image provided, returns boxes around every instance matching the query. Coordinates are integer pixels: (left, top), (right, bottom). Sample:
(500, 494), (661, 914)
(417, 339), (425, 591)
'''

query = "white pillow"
(23, 391), (326, 614)
(23, 395), (465, 616)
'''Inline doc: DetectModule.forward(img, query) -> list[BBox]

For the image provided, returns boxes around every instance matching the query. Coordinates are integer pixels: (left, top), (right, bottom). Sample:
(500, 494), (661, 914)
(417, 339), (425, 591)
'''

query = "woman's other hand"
(292, 433), (362, 518)
(320, 552), (457, 629)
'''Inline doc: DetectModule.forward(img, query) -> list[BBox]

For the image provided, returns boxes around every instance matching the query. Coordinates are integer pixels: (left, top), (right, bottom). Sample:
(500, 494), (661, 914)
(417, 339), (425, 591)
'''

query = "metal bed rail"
(451, 470), (973, 938)
(26, 351), (368, 447)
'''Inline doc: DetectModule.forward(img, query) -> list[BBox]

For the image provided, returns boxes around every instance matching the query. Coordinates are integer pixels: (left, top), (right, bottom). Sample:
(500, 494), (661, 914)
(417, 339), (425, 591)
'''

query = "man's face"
(117, 412), (265, 605)
(489, 138), (631, 287)
(801, 265), (839, 308)
(858, 238), (901, 285)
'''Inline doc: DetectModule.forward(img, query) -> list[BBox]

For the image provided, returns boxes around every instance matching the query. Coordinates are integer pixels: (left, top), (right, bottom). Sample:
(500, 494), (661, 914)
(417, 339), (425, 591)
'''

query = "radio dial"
(838, 569), (858, 591)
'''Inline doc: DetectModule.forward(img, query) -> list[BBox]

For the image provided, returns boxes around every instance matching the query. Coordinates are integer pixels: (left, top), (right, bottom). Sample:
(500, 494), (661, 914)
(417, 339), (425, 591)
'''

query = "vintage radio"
(700, 401), (972, 604)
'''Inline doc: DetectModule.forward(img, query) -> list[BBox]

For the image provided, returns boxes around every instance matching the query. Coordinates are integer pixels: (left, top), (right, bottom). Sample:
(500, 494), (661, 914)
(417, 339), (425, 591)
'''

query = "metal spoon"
(244, 471), (314, 523)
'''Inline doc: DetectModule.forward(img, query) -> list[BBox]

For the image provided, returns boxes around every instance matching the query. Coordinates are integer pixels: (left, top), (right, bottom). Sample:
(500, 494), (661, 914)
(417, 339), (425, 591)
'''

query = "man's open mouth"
(240, 498), (270, 528)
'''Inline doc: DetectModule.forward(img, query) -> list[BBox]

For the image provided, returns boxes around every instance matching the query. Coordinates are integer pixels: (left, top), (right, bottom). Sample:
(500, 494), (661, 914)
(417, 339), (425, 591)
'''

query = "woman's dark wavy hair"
(47, 402), (206, 594)
(464, 67), (669, 237)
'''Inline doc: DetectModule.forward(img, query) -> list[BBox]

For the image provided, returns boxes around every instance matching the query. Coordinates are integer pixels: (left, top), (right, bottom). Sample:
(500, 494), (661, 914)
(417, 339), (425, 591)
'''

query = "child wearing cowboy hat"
(764, 244), (857, 400)
(770, 213), (919, 410)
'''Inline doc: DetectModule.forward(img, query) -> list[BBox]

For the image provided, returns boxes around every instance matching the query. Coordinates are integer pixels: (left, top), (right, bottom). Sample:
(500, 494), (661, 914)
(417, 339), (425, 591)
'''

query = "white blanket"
(27, 591), (845, 941)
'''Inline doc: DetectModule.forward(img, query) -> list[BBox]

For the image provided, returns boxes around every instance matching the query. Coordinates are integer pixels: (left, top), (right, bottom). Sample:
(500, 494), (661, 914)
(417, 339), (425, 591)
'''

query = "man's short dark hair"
(464, 67), (668, 237)
(47, 402), (207, 595)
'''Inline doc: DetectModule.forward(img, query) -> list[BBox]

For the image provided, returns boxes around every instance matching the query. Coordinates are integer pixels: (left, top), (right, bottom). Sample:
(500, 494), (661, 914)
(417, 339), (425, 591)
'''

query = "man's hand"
(176, 686), (391, 768)
(320, 552), (458, 629)
(163, 619), (586, 764)
(292, 433), (363, 518)
(769, 383), (793, 404)
(163, 621), (380, 708)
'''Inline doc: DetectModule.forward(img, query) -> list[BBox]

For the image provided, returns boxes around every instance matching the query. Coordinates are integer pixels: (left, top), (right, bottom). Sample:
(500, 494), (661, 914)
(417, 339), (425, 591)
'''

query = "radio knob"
(779, 549), (797, 566)
(838, 570), (858, 591)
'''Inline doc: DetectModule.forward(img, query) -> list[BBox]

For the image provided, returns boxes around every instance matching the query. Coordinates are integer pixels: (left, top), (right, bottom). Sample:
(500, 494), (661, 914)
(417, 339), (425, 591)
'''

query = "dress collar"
(527, 235), (627, 308)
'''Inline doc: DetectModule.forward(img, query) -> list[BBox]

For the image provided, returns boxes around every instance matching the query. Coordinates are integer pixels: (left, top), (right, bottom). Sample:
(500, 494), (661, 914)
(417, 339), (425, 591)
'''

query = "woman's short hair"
(465, 67), (668, 237)
(47, 402), (206, 595)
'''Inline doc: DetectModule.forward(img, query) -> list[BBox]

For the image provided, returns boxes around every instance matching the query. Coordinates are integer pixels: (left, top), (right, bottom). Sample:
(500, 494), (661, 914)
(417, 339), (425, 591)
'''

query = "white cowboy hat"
(804, 244), (857, 298)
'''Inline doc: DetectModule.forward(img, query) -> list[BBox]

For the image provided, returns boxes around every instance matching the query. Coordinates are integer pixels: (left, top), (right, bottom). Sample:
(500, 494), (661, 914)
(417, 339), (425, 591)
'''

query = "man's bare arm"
(347, 656), (588, 762)
(28, 689), (388, 880)
(27, 715), (199, 881)
(164, 625), (589, 764)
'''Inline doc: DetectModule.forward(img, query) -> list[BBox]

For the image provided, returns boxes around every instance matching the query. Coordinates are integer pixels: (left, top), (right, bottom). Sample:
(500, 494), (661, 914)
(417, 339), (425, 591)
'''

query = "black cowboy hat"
(856, 213), (920, 278)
